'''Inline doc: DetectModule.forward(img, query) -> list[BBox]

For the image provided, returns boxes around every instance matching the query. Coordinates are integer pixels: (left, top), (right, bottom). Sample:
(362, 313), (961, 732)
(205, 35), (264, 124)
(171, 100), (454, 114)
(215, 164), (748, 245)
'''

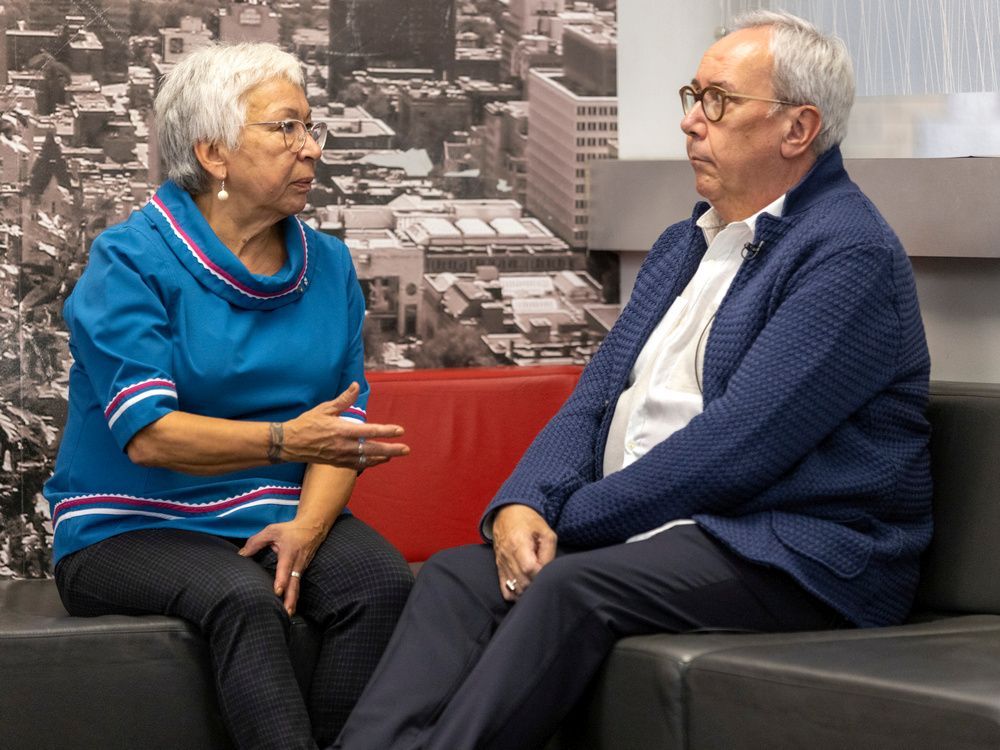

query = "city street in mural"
(0, 0), (619, 576)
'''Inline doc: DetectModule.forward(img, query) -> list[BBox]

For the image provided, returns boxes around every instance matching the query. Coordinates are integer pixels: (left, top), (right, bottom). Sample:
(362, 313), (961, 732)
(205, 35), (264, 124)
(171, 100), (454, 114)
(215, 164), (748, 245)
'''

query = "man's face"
(682, 26), (792, 223)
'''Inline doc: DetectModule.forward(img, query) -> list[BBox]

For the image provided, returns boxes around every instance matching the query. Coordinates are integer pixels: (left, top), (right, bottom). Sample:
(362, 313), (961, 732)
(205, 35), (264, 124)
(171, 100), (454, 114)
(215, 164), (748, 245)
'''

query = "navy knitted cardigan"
(483, 147), (932, 628)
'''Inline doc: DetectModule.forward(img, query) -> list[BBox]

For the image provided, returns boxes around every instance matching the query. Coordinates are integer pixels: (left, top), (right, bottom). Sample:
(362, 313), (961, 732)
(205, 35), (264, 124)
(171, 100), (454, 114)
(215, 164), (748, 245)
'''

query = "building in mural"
(0, 0), (621, 578)
(327, 0), (457, 87)
(159, 16), (214, 64)
(218, 1), (281, 44)
(525, 15), (617, 249)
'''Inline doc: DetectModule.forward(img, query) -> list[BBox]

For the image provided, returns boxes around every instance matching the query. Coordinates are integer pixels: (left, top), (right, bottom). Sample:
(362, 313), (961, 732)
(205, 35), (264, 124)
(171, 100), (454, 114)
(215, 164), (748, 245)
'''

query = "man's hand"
(492, 505), (557, 602)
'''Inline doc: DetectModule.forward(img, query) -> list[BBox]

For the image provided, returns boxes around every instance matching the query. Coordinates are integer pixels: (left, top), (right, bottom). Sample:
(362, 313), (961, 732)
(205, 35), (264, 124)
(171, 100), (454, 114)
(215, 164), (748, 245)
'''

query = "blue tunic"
(45, 181), (368, 564)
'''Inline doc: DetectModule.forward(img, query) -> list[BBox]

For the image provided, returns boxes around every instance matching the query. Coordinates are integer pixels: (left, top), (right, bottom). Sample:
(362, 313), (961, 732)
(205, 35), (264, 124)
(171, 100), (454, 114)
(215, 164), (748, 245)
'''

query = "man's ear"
(194, 141), (228, 182)
(781, 105), (822, 159)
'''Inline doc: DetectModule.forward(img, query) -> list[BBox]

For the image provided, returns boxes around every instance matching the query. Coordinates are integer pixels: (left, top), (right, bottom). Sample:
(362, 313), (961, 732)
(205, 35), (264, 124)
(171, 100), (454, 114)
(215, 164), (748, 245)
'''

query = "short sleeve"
(65, 227), (178, 450)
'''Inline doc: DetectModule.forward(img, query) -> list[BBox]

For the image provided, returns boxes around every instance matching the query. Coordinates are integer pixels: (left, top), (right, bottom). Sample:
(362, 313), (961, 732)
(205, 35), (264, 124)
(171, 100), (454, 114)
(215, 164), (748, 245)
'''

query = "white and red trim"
(149, 195), (308, 301)
(105, 378), (178, 428)
(52, 485), (302, 530)
(341, 405), (367, 422)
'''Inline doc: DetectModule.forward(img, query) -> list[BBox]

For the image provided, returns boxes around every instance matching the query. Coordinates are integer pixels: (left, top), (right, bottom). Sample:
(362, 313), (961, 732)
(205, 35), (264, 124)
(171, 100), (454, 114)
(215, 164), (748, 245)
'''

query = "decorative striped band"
(52, 485), (302, 529)
(342, 405), (367, 422)
(104, 378), (178, 428)
(149, 196), (308, 300)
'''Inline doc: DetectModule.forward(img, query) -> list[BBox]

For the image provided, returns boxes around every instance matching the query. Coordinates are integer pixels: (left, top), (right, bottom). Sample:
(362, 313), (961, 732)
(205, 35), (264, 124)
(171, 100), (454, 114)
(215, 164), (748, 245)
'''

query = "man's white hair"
(732, 10), (855, 155)
(154, 43), (305, 194)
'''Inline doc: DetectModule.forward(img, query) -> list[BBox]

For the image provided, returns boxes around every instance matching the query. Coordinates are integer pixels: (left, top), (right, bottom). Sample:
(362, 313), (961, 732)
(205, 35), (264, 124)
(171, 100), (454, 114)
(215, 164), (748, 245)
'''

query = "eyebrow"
(689, 78), (733, 90)
(266, 107), (312, 120)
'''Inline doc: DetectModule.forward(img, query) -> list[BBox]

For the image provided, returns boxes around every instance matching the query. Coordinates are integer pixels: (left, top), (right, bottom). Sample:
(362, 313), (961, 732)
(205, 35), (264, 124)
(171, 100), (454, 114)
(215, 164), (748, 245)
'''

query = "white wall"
(616, 0), (715, 160)
(614, 0), (1000, 383)
(615, 0), (717, 303)
(911, 258), (1000, 383)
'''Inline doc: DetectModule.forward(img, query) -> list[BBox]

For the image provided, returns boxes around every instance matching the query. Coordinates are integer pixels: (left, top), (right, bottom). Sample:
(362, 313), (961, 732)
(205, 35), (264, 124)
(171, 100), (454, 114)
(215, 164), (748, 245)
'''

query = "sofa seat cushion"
(551, 615), (1000, 750)
(0, 579), (324, 749)
(1, 579), (231, 748)
(684, 617), (1000, 750)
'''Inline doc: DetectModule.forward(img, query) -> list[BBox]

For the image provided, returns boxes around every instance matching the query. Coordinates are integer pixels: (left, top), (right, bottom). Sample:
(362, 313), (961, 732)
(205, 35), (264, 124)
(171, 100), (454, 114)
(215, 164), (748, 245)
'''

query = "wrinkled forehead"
(243, 77), (310, 121)
(694, 27), (774, 92)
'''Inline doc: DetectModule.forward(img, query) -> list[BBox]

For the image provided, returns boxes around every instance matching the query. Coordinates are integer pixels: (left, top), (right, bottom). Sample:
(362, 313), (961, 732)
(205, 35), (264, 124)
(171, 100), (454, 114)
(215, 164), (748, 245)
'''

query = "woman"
(43, 43), (413, 750)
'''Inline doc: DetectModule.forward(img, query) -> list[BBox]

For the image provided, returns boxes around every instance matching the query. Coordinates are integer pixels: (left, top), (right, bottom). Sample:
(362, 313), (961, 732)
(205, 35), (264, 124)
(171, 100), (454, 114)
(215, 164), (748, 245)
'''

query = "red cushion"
(350, 366), (583, 561)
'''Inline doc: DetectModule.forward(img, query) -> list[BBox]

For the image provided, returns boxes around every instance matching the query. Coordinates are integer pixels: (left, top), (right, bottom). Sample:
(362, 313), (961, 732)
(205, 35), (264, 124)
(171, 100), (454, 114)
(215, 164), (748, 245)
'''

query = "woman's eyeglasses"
(245, 119), (329, 152)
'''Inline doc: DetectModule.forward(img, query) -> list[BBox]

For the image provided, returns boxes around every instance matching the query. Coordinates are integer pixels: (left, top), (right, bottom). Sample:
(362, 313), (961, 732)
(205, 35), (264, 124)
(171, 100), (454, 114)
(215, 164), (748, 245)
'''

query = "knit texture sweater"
(483, 147), (932, 628)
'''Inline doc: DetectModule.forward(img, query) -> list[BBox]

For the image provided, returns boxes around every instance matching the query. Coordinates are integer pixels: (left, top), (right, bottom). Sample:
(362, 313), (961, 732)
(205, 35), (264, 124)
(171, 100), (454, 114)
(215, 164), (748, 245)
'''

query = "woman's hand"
(282, 383), (409, 470)
(492, 504), (558, 602)
(239, 519), (326, 616)
(125, 383), (409, 475)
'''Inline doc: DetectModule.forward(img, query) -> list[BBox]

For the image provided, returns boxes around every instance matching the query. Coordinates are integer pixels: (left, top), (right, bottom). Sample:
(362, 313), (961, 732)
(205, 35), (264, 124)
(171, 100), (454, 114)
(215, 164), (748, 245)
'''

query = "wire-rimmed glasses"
(245, 119), (328, 152)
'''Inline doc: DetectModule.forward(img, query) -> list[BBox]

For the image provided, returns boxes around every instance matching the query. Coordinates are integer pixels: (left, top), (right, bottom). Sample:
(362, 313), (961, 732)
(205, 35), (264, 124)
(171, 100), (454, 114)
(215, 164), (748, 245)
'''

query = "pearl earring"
(217, 179), (229, 201)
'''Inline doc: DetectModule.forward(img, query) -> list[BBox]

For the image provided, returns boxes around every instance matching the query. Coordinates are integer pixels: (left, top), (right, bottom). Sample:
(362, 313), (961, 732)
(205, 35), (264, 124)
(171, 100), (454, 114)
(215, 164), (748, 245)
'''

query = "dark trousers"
(55, 515), (413, 750)
(334, 524), (846, 750)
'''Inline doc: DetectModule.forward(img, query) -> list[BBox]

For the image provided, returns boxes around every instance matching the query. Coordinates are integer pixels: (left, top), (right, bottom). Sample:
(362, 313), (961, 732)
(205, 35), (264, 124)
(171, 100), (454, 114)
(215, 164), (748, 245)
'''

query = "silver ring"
(505, 578), (517, 592)
(358, 453), (368, 468)
(358, 437), (366, 455)
(290, 571), (301, 579)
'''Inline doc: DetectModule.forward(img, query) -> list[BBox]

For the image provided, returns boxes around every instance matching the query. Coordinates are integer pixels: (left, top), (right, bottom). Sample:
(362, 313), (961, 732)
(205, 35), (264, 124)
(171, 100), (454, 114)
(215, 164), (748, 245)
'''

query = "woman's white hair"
(732, 10), (855, 155)
(154, 43), (305, 194)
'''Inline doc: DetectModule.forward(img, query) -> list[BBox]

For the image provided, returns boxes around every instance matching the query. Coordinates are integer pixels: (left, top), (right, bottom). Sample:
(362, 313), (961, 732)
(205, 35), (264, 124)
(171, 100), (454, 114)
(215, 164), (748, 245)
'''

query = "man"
(334, 11), (932, 750)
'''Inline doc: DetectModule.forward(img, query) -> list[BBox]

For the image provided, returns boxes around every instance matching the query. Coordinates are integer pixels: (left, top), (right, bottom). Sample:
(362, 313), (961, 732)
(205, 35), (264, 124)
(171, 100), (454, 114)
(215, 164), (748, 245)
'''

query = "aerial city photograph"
(0, 0), (619, 577)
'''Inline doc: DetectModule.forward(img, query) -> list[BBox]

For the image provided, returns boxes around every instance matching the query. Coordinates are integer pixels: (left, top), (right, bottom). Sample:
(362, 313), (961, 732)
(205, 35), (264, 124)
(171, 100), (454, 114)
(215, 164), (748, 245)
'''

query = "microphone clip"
(741, 240), (764, 260)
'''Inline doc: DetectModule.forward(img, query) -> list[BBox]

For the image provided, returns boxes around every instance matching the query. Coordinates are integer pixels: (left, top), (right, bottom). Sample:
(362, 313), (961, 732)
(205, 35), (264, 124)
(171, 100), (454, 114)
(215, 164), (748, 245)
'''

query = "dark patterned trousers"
(334, 523), (848, 750)
(55, 515), (414, 750)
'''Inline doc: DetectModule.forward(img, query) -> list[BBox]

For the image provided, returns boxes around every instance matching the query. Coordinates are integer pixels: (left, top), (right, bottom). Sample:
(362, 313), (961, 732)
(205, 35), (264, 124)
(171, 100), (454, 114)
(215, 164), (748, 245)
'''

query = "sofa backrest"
(915, 382), (1000, 615)
(348, 366), (583, 562)
(352, 370), (999, 616)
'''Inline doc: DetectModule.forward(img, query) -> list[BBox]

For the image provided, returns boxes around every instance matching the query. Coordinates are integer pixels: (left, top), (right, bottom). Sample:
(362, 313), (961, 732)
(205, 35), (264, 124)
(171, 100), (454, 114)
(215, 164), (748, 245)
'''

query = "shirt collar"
(697, 193), (787, 245)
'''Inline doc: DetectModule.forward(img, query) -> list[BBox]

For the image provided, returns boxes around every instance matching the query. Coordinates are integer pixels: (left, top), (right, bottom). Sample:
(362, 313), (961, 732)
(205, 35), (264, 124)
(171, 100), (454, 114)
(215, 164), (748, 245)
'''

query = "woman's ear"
(781, 105), (822, 159)
(194, 141), (228, 183)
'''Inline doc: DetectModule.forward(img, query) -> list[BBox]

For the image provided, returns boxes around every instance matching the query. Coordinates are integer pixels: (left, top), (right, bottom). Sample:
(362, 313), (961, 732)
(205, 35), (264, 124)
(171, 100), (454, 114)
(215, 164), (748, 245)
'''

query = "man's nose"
(681, 103), (706, 136)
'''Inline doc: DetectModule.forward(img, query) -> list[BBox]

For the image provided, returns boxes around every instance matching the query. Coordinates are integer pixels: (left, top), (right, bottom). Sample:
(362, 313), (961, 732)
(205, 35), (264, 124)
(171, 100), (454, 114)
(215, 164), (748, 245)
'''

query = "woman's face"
(223, 77), (320, 219)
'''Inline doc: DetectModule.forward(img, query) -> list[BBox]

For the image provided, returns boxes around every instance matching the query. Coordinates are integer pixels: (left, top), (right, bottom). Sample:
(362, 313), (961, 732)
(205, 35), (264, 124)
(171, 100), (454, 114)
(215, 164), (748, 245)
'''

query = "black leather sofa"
(2, 381), (999, 749)
(553, 380), (1000, 750)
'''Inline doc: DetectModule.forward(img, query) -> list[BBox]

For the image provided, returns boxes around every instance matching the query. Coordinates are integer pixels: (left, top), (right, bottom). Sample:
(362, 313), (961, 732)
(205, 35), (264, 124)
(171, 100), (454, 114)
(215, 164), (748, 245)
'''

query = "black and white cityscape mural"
(0, 0), (621, 577)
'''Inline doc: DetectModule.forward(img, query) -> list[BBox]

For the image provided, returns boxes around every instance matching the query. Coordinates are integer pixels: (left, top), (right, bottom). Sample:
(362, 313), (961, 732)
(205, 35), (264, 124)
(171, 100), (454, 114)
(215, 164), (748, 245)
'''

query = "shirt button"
(627, 441), (637, 452)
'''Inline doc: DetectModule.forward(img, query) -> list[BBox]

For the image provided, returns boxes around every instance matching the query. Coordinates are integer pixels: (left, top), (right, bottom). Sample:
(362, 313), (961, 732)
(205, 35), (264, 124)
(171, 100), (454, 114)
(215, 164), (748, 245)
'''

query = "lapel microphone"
(742, 241), (764, 259)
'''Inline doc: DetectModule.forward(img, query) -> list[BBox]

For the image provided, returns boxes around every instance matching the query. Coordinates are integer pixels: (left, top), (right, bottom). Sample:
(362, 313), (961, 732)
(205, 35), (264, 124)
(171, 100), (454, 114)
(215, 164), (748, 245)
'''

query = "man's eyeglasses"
(679, 85), (800, 123)
(245, 119), (328, 152)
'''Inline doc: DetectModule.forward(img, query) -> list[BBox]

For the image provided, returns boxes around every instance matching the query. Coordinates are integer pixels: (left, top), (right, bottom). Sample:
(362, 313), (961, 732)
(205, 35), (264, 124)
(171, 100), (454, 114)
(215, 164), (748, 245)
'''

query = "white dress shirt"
(603, 194), (786, 542)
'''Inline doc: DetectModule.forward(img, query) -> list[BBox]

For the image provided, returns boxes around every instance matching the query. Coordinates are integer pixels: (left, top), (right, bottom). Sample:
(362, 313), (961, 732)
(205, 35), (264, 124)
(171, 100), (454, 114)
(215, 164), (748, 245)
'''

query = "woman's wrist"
(267, 422), (285, 463)
(291, 514), (333, 537)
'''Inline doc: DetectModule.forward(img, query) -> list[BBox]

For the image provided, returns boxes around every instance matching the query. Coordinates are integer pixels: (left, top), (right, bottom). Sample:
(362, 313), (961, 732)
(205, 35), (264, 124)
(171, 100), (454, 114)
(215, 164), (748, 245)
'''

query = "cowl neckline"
(141, 181), (310, 311)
